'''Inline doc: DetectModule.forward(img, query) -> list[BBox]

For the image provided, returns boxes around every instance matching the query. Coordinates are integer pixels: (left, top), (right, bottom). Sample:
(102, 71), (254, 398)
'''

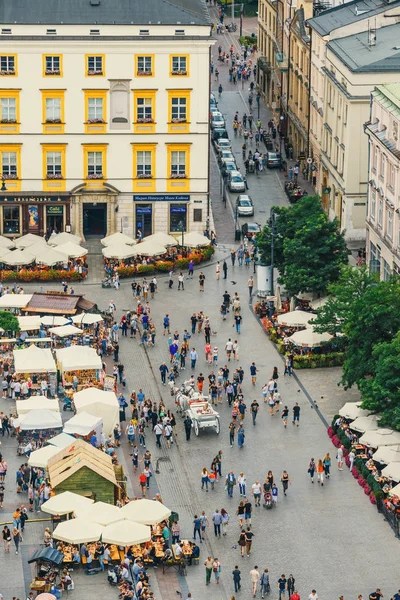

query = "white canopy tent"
(182, 232), (211, 247)
(17, 316), (41, 331)
(373, 444), (400, 465)
(16, 397), (60, 416)
(349, 415), (381, 433)
(53, 518), (103, 543)
(40, 316), (70, 327)
(49, 232), (82, 246)
(55, 242), (88, 258)
(41, 491), (94, 516)
(75, 501), (122, 526)
(13, 345), (56, 373)
(339, 402), (370, 421)
(359, 429), (400, 448)
(131, 241), (166, 256)
(121, 499), (171, 525)
(56, 346), (102, 371)
(35, 247), (68, 267)
(14, 409), (62, 430)
(388, 483), (400, 498)
(47, 432), (76, 449)
(277, 310), (314, 327)
(381, 462), (400, 482)
(2, 249), (35, 265)
(49, 325), (83, 337)
(101, 232), (136, 247)
(143, 232), (178, 247)
(28, 445), (61, 469)
(0, 294), (32, 309)
(71, 313), (103, 326)
(101, 244), (136, 259)
(63, 411), (102, 437)
(0, 245), (12, 259)
(15, 233), (46, 249)
(73, 387), (119, 436)
(287, 327), (331, 348)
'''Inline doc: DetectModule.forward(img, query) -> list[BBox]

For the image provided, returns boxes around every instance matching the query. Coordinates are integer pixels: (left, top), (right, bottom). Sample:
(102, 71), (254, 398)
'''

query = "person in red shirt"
(291, 592), (301, 600)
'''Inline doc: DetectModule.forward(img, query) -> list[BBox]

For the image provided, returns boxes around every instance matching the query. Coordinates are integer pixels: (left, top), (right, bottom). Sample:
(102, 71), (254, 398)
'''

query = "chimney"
(368, 25), (376, 46)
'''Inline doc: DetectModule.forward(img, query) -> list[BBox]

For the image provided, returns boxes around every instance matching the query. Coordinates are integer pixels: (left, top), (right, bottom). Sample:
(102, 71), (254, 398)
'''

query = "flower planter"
(0, 269), (87, 282)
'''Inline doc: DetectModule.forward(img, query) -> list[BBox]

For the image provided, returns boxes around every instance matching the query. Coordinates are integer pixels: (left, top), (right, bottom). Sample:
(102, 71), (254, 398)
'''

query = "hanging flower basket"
(137, 174), (152, 179)
(171, 117), (187, 123)
(46, 118), (62, 124)
(137, 70), (152, 76)
(0, 118), (17, 123)
(3, 173), (18, 179)
(46, 174), (63, 180)
(137, 117), (154, 123)
(87, 173), (104, 179)
(172, 70), (187, 76)
(88, 70), (103, 75)
(170, 174), (187, 179)
(45, 69), (61, 75)
(0, 70), (15, 75)
(86, 119), (106, 124)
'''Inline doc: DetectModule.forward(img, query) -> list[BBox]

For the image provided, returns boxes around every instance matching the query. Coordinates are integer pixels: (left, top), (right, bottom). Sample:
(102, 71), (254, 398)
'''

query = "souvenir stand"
(14, 409), (63, 453)
(28, 547), (64, 594)
(56, 346), (103, 391)
(13, 345), (58, 397)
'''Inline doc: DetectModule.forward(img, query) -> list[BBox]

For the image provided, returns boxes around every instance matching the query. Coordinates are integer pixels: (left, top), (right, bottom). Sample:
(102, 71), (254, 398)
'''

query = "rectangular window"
(86, 55), (104, 76)
(88, 97), (103, 121)
(136, 151), (152, 177)
(44, 55), (62, 76)
(380, 153), (386, 180)
(378, 199), (383, 227)
(84, 90), (107, 133)
(133, 90), (156, 134)
(3, 206), (20, 234)
(167, 144), (190, 191)
(171, 97), (187, 122)
(373, 146), (378, 171)
(137, 98), (153, 122)
(0, 55), (16, 75)
(2, 151), (17, 178)
(383, 259), (391, 281)
(169, 204), (187, 232)
(87, 151), (103, 177)
(193, 208), (203, 222)
(41, 91), (65, 133)
(1, 97), (16, 122)
(83, 146), (107, 185)
(389, 164), (395, 189)
(171, 55), (188, 76)
(168, 90), (190, 133)
(171, 151), (186, 177)
(46, 152), (62, 176)
(387, 209), (393, 240)
(370, 191), (376, 220)
(42, 144), (66, 191)
(46, 97), (61, 122)
(136, 55), (153, 76)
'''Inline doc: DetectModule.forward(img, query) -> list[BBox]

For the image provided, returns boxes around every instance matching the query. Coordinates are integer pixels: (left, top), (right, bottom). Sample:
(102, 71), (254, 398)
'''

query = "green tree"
(0, 310), (20, 334)
(359, 332), (400, 431)
(256, 196), (348, 295)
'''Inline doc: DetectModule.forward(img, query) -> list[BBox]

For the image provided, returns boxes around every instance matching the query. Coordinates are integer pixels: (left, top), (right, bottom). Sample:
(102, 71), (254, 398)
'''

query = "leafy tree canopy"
(0, 310), (20, 333)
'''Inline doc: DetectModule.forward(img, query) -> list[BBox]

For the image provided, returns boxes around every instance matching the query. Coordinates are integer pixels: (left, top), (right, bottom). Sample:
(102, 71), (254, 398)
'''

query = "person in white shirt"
(225, 339), (234, 361)
(174, 542), (183, 557)
(250, 566), (260, 597)
(308, 590), (318, 600)
(251, 481), (262, 507)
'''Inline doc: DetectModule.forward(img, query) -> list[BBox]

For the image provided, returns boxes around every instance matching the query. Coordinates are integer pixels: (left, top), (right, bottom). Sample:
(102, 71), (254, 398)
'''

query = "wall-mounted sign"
(47, 205), (64, 214)
(133, 194), (190, 202)
(0, 196), (67, 203)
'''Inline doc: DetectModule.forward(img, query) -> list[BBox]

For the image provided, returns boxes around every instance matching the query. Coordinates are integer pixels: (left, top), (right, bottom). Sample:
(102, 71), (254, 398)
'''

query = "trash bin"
(235, 229), (241, 241)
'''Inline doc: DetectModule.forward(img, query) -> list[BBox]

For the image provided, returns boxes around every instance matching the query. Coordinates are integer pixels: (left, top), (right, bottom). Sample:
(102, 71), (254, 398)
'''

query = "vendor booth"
(73, 387), (119, 437)
(56, 346), (102, 390)
(0, 293), (32, 310)
(13, 345), (57, 397)
(28, 445), (62, 469)
(17, 315), (41, 331)
(47, 432), (76, 449)
(63, 411), (102, 439)
(28, 547), (64, 595)
(14, 409), (62, 431)
(75, 501), (122, 526)
(339, 402), (370, 421)
(16, 396), (60, 416)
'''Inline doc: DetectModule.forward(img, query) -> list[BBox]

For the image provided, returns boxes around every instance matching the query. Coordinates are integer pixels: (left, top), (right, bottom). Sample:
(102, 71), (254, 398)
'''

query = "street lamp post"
(1, 175), (7, 191)
(269, 209), (276, 296)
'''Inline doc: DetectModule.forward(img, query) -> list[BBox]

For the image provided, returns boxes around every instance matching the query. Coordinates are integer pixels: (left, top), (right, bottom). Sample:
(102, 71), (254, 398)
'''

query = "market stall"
(101, 232), (136, 246)
(28, 547), (64, 595)
(52, 518), (103, 544)
(56, 346), (103, 390)
(359, 429), (400, 448)
(0, 293), (32, 311)
(49, 325), (83, 338)
(101, 520), (151, 545)
(13, 345), (57, 397)
(381, 462), (400, 483)
(47, 432), (76, 449)
(63, 411), (102, 439)
(277, 310), (314, 327)
(28, 445), (62, 469)
(73, 387), (119, 437)
(350, 415), (381, 433)
(17, 315), (41, 331)
(14, 409), (63, 453)
(373, 444), (400, 465)
(16, 396), (60, 416)
(339, 402), (370, 421)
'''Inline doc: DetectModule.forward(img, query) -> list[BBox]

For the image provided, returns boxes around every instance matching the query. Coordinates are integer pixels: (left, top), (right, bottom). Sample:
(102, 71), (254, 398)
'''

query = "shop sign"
(47, 205), (64, 214)
(133, 195), (190, 202)
(0, 196), (68, 203)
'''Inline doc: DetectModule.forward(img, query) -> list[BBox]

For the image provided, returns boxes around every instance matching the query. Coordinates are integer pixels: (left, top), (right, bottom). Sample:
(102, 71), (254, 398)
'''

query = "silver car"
(215, 138), (232, 152)
(211, 112), (225, 129)
(236, 195), (254, 216)
(228, 170), (246, 192)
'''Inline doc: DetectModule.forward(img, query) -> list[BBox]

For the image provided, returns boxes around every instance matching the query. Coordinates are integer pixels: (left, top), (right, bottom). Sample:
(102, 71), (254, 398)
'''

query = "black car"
(212, 128), (228, 142)
(241, 221), (261, 239)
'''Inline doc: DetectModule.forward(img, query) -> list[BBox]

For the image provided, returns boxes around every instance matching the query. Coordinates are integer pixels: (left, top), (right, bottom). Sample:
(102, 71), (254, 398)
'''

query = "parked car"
(214, 138), (232, 153)
(210, 106), (220, 119)
(212, 128), (228, 142)
(236, 195), (254, 216)
(210, 93), (218, 108)
(221, 161), (237, 178)
(266, 152), (282, 168)
(211, 112), (225, 129)
(219, 150), (236, 166)
(242, 221), (261, 239)
(228, 170), (246, 192)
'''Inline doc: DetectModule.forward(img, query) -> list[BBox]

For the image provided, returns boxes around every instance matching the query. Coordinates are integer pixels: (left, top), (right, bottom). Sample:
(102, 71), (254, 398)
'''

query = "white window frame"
(171, 151), (186, 176)
(46, 151), (62, 176)
(87, 151), (103, 176)
(370, 191), (376, 220)
(137, 56), (152, 74)
(378, 199), (383, 227)
(45, 97), (61, 121)
(172, 56), (187, 73)
(87, 56), (103, 75)
(136, 151), (152, 177)
(1, 97), (16, 121)
(387, 209), (393, 240)
(137, 98), (152, 121)
(171, 97), (187, 121)
(0, 55), (15, 73)
(88, 97), (103, 121)
(2, 151), (17, 177)
(45, 55), (60, 74)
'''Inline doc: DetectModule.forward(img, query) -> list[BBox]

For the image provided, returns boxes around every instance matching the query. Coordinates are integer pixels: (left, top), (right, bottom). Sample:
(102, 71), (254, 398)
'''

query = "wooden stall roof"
(47, 439), (118, 489)
(24, 293), (81, 315)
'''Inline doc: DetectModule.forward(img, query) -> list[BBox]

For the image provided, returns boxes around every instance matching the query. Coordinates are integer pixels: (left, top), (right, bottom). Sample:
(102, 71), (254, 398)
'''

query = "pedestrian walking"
(184, 416), (192, 441)
(190, 347), (198, 369)
(292, 402), (300, 425)
(216, 262), (221, 280)
(337, 445), (344, 470)
(287, 575), (296, 597)
(204, 556), (213, 585)
(212, 510), (222, 537)
(250, 399), (259, 425)
(225, 471), (236, 497)
(272, 483), (278, 505)
(163, 314), (171, 335)
(229, 421), (236, 447)
(238, 529), (246, 557)
(212, 558), (221, 584)
(168, 270), (174, 289)
(281, 405), (289, 428)
(251, 481), (261, 506)
(232, 566), (242, 592)
(238, 472), (246, 497)
(323, 452), (331, 478)
(237, 424), (245, 448)
(260, 569), (270, 598)
(153, 421), (163, 448)
(247, 275), (254, 299)
(308, 458), (316, 483)
(201, 467), (209, 491)
(178, 272), (185, 290)
(12, 526), (22, 555)
(199, 271), (206, 292)
(234, 313), (242, 334)
(221, 508), (229, 535)
(193, 514), (202, 542)
(281, 470), (290, 496)
(159, 362), (169, 385)
(250, 566), (260, 598)
(278, 575), (287, 600)
(200, 511), (208, 539)
(223, 260), (228, 279)
(317, 459), (324, 485)
(188, 260), (194, 278)
(348, 449), (355, 472)
(250, 362), (257, 385)
(245, 527), (254, 556)
(2, 525), (11, 552)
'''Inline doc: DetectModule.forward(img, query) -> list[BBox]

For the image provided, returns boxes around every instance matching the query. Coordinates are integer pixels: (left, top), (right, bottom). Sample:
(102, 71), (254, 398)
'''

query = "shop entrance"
(46, 208), (64, 235)
(135, 204), (153, 237)
(83, 203), (107, 237)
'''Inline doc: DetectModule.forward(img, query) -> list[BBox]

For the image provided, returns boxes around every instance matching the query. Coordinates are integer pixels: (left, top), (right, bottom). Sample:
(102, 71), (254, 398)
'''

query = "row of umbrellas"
(101, 231), (211, 260)
(276, 310), (332, 348)
(0, 233), (87, 266)
(16, 313), (104, 332)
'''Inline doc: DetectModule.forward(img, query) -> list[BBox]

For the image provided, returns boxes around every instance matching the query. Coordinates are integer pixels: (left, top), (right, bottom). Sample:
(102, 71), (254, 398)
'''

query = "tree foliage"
(256, 196), (348, 296)
(0, 310), (20, 334)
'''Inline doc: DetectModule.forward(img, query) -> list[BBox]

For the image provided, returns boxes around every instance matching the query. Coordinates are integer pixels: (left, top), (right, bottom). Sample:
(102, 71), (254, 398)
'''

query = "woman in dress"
(237, 424), (245, 449)
(238, 529), (246, 557)
(221, 508), (229, 536)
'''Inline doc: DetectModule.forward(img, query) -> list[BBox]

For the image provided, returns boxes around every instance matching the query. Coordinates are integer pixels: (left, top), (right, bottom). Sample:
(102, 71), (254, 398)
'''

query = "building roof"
(327, 24), (400, 73)
(375, 84), (400, 112)
(290, 7), (310, 44)
(308, 0), (400, 36)
(0, 0), (210, 26)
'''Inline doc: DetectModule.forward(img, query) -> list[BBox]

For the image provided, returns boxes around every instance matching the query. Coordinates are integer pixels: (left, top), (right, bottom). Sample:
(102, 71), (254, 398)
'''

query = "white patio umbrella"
(28, 445), (61, 469)
(102, 244), (136, 260)
(101, 520), (151, 546)
(56, 242), (88, 258)
(381, 462), (400, 482)
(277, 310), (314, 328)
(49, 325), (83, 337)
(15, 233), (47, 249)
(182, 232), (211, 247)
(0, 236), (15, 249)
(40, 316), (70, 327)
(310, 297), (328, 310)
(388, 483), (400, 497)
(0, 245), (12, 260)
(2, 249), (35, 265)
(350, 415), (381, 433)
(40, 492), (94, 516)
(76, 501), (122, 526)
(275, 285), (282, 311)
(53, 518), (103, 543)
(71, 313), (103, 325)
(143, 232), (178, 247)
(121, 499), (171, 525)
(17, 315), (41, 331)
(101, 232), (136, 247)
(35, 247), (68, 267)
(131, 241), (167, 257)
(373, 444), (400, 465)
(359, 429), (400, 448)
(49, 232), (82, 246)
(287, 327), (332, 348)
(339, 402), (370, 421)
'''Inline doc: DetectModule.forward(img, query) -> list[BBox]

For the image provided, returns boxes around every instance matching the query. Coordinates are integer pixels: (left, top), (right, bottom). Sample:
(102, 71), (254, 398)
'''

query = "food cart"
(56, 346), (103, 390)
(28, 547), (64, 594)
(186, 401), (220, 436)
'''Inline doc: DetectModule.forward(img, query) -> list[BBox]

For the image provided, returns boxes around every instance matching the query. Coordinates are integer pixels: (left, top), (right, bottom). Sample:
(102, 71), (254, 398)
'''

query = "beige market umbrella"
(143, 232), (178, 247)
(275, 285), (282, 311)
(102, 244), (136, 260)
(76, 501), (122, 526)
(0, 236), (15, 249)
(0, 245), (12, 259)
(53, 518), (103, 543)
(49, 232), (82, 246)
(36, 594), (57, 600)
(339, 402), (370, 421)
(287, 327), (332, 348)
(350, 415), (381, 433)
(381, 462), (400, 482)
(41, 492), (94, 516)
(388, 483), (400, 497)
(373, 444), (400, 465)
(17, 315), (41, 331)
(131, 241), (167, 257)
(40, 316), (70, 327)
(35, 247), (68, 266)
(2, 249), (35, 265)
(121, 499), (171, 525)
(359, 428), (400, 448)
(15, 233), (46, 249)
(49, 324), (83, 337)
(56, 242), (88, 258)
(101, 520), (151, 546)
(71, 313), (103, 325)
(182, 232), (211, 247)
(28, 445), (61, 469)
(101, 232), (136, 247)
(277, 310), (314, 327)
